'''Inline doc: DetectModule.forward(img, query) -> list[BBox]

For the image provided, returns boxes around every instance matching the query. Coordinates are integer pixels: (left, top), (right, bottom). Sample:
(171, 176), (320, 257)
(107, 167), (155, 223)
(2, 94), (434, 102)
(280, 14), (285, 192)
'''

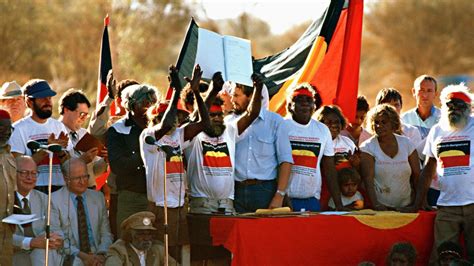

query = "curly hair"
(366, 104), (402, 135)
(121, 84), (159, 112)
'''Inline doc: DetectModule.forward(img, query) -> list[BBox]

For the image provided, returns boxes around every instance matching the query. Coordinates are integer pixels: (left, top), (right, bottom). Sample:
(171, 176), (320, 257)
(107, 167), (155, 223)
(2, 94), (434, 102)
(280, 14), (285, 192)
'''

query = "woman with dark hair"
(360, 104), (420, 210)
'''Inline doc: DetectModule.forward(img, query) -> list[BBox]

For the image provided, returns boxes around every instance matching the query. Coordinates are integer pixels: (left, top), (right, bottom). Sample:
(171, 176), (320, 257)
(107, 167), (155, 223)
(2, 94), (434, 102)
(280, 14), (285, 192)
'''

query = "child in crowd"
(315, 105), (359, 170)
(328, 168), (364, 210)
(386, 242), (417, 266)
(437, 241), (463, 266)
(341, 95), (372, 147)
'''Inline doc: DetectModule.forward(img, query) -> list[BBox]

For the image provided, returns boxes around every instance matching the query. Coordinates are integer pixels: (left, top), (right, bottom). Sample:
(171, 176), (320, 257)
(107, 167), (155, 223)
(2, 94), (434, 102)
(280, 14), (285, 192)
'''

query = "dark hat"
(22, 79), (57, 99)
(121, 211), (157, 232)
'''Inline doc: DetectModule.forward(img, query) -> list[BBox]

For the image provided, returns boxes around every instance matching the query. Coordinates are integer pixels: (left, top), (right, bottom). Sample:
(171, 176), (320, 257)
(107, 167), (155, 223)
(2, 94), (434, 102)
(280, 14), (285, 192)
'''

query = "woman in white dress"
(359, 104), (420, 210)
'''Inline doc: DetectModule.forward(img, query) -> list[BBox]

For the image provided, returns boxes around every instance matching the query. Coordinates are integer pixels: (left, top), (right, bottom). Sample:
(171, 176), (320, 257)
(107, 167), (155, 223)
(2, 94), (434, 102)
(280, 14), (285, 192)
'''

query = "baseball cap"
(22, 79), (57, 99)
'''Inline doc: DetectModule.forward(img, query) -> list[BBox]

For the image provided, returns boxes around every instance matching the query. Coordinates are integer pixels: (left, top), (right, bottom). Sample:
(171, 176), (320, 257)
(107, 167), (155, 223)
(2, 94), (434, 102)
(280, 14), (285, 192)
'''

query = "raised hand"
(211, 71), (224, 92)
(168, 65), (182, 91)
(184, 64), (203, 93)
(251, 73), (264, 91)
(106, 69), (117, 99)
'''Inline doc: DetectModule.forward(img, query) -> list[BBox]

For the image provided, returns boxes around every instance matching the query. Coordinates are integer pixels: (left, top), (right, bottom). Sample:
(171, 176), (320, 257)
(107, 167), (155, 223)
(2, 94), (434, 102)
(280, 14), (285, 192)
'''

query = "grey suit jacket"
(12, 189), (48, 249)
(50, 187), (113, 256)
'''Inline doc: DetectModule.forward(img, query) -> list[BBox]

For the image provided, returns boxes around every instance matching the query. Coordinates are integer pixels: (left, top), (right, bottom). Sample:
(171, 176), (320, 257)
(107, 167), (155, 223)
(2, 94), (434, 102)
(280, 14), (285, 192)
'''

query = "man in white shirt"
(401, 75), (441, 206)
(12, 156), (62, 265)
(407, 84), (474, 264)
(9, 79), (72, 193)
(58, 88), (108, 188)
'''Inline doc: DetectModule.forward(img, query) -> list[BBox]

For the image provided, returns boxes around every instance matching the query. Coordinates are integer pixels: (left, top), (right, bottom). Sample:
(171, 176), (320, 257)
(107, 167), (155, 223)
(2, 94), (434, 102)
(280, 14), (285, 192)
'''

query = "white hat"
(0, 81), (22, 99)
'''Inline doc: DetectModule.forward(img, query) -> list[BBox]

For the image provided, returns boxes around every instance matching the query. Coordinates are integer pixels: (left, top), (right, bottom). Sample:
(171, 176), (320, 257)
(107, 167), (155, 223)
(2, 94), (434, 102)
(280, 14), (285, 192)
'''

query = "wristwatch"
(276, 189), (286, 197)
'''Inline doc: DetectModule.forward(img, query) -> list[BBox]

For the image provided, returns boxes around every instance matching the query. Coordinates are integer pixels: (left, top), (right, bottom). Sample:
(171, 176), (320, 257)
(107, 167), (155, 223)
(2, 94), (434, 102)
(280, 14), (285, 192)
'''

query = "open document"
(195, 28), (253, 87)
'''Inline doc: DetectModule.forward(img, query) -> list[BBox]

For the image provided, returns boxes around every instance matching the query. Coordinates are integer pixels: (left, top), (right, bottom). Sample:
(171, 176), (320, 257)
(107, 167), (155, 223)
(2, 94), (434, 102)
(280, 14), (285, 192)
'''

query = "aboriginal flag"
(202, 141), (232, 168)
(437, 140), (471, 168)
(97, 15), (114, 114)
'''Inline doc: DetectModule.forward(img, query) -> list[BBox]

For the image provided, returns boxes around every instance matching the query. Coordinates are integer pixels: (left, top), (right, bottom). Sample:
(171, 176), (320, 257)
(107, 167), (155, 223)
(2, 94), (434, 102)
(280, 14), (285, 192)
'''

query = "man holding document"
(12, 156), (62, 265)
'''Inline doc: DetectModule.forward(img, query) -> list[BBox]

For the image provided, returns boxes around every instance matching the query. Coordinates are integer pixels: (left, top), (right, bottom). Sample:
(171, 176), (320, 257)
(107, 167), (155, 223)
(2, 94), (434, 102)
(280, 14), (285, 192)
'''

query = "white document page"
(195, 28), (226, 80)
(2, 214), (39, 225)
(223, 35), (253, 87)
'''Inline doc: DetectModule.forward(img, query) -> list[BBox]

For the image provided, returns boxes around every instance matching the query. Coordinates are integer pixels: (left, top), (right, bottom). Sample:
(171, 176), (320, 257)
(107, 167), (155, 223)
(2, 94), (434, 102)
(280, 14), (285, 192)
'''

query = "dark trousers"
(234, 179), (277, 213)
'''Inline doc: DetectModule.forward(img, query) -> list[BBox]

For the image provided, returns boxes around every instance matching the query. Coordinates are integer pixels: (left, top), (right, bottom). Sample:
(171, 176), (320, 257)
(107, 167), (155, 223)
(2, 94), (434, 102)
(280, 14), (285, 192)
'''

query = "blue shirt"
(70, 193), (96, 252)
(401, 106), (441, 139)
(233, 109), (293, 181)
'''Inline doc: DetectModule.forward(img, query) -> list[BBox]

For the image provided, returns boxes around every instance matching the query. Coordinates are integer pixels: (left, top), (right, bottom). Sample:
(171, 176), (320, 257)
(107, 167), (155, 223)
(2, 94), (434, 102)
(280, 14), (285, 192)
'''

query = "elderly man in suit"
(51, 158), (113, 265)
(13, 155), (62, 265)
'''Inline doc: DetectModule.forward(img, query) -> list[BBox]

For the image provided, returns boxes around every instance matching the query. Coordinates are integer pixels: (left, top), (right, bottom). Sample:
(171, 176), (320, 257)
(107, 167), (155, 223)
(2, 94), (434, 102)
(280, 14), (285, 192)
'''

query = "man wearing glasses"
(59, 89), (108, 189)
(13, 155), (63, 265)
(51, 158), (112, 265)
(9, 79), (72, 193)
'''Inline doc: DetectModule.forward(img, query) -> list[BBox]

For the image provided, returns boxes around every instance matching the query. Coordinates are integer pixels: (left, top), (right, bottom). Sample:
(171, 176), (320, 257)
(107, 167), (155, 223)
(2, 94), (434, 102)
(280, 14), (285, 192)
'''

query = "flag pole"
(44, 150), (54, 265)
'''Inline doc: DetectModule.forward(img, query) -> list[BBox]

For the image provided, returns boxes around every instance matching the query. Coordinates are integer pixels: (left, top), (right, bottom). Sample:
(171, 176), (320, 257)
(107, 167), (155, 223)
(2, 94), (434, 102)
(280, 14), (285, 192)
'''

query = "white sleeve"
(322, 126), (335, 156)
(8, 124), (27, 154)
(423, 127), (436, 158)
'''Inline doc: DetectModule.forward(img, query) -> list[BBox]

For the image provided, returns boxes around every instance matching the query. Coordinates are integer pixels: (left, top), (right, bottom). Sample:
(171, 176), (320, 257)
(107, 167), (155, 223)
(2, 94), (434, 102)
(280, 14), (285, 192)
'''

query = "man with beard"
(405, 84), (474, 263)
(0, 81), (27, 123)
(9, 79), (72, 193)
(140, 65), (208, 263)
(186, 73), (263, 214)
(105, 211), (176, 266)
(230, 82), (293, 212)
(0, 109), (16, 265)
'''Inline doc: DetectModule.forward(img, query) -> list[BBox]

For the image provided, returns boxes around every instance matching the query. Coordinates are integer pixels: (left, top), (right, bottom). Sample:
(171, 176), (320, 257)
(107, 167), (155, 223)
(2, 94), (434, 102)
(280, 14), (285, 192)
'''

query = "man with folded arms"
(13, 155), (62, 265)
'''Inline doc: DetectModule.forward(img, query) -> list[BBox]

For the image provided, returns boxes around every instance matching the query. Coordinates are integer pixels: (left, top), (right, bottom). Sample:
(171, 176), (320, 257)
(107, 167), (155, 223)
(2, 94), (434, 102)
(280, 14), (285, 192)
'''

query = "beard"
(133, 240), (152, 251)
(440, 107), (471, 131)
(33, 101), (52, 119)
(204, 123), (226, 137)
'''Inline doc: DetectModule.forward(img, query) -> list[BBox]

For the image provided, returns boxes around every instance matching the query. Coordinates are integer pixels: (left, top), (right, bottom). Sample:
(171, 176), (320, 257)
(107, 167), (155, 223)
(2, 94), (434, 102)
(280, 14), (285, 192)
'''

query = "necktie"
(70, 131), (78, 142)
(21, 198), (35, 237)
(76, 196), (91, 253)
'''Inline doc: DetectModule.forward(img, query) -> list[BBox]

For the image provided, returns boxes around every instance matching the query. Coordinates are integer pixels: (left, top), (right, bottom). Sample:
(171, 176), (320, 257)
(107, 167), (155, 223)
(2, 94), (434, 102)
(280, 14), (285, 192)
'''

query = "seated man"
(105, 211), (176, 265)
(13, 156), (62, 265)
(51, 158), (113, 265)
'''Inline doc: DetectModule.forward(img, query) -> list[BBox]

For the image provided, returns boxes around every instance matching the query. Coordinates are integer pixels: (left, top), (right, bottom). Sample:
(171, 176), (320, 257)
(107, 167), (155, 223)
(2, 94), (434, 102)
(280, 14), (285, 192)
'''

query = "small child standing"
(328, 168), (364, 210)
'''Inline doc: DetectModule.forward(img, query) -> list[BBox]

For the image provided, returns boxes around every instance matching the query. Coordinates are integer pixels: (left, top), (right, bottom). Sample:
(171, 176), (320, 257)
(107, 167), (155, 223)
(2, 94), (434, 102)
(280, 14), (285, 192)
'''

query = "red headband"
(292, 88), (313, 98)
(209, 104), (223, 113)
(0, 109), (11, 120)
(447, 92), (471, 104)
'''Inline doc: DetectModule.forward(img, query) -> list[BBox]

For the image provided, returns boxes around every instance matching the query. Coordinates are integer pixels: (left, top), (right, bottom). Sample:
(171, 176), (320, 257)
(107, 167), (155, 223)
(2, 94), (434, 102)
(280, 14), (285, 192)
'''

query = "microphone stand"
(163, 155), (169, 266)
(44, 150), (54, 266)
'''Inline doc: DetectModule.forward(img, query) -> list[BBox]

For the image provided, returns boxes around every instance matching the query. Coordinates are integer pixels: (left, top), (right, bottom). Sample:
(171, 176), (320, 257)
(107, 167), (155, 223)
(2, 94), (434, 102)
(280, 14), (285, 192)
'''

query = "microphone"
(27, 140), (64, 153)
(144, 136), (179, 155)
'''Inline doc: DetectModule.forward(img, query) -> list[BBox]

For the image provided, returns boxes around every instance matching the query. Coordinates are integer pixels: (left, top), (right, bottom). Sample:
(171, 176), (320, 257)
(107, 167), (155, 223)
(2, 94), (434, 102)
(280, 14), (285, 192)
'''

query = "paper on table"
(319, 211), (350, 215)
(2, 214), (39, 225)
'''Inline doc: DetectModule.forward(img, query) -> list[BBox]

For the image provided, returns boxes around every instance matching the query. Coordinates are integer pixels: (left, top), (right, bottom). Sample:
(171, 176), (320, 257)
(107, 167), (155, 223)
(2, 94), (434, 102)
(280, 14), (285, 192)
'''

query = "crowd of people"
(0, 66), (472, 265)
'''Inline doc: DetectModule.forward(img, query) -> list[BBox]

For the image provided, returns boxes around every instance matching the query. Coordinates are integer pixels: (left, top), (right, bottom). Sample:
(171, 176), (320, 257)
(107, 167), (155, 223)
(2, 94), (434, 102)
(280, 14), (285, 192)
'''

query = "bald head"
(16, 156), (38, 196)
(61, 158), (89, 195)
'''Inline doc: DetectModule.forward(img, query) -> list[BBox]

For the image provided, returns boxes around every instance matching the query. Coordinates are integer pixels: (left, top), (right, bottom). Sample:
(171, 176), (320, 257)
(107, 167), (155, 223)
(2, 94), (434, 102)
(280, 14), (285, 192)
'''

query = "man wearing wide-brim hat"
(0, 81), (27, 123)
(105, 211), (176, 266)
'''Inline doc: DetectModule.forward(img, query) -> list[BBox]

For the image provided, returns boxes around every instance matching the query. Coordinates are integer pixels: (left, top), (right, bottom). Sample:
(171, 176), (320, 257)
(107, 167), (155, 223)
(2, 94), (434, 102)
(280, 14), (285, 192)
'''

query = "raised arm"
(183, 65), (210, 141)
(153, 65), (182, 141)
(236, 74), (263, 135)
